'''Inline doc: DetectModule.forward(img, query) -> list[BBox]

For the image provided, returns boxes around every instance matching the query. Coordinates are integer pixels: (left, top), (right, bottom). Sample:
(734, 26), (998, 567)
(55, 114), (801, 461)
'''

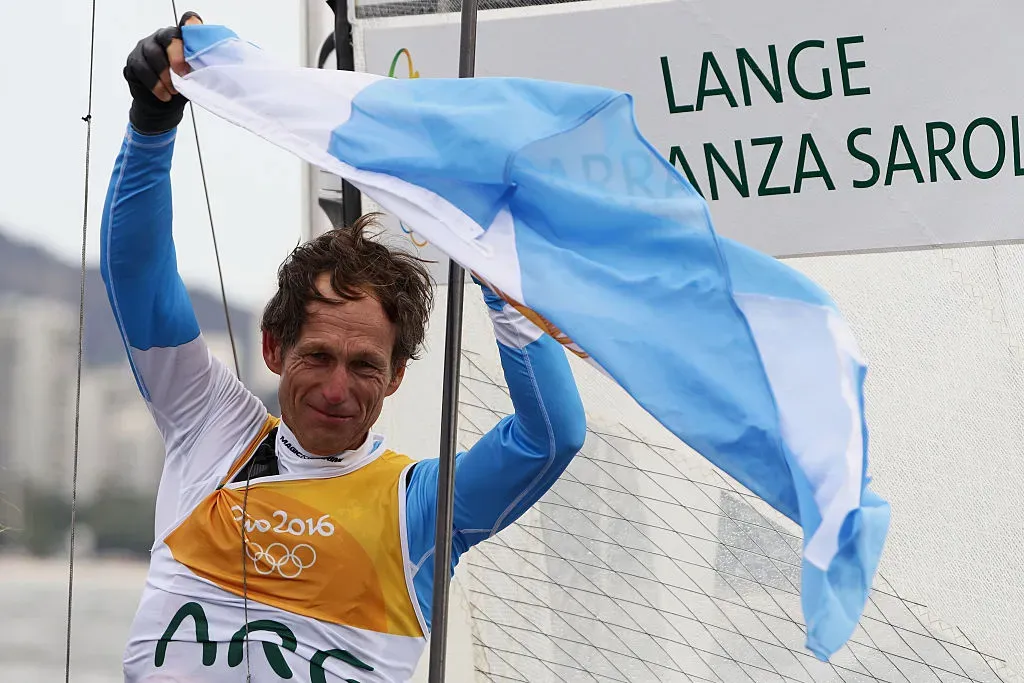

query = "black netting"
(454, 350), (1019, 683)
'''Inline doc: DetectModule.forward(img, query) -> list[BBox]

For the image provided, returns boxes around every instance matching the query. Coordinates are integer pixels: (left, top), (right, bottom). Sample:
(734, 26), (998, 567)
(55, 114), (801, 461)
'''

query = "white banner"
(359, 0), (1024, 257)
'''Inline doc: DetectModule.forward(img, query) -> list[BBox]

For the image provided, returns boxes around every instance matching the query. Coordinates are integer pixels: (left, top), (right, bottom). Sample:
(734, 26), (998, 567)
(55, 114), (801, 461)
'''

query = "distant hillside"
(0, 227), (256, 367)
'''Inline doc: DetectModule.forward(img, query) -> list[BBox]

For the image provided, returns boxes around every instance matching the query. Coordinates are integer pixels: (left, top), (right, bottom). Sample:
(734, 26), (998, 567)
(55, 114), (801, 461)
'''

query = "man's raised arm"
(101, 14), (215, 446)
(405, 283), (587, 624)
(101, 13), (264, 496)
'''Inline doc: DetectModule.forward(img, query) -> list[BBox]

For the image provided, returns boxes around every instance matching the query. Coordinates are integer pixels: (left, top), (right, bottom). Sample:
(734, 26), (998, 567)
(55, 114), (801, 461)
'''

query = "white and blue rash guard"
(102, 124), (586, 683)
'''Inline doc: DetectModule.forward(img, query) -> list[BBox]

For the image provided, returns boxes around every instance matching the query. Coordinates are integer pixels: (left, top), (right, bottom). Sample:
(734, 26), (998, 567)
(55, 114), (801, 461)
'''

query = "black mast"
(426, 0), (479, 680)
(326, 0), (481, 677)
(328, 0), (363, 227)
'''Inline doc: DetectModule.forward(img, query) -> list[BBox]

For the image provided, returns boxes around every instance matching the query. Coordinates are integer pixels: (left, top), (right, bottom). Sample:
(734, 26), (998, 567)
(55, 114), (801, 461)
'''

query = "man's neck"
(275, 420), (383, 471)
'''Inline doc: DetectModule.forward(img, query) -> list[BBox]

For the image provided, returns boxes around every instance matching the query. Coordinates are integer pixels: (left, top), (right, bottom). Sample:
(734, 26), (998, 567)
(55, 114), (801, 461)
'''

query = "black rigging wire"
(65, 0), (98, 680)
(170, 1), (241, 381)
(66, 3), (247, 680)
(168, 3), (250, 680)
(188, 106), (241, 379)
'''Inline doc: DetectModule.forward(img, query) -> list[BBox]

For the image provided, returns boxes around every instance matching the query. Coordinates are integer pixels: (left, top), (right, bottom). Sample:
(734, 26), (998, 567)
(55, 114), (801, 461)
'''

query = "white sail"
(303, 0), (1024, 679)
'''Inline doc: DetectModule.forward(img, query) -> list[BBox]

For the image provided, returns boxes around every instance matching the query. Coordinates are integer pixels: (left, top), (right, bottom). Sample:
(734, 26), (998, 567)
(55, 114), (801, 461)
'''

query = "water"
(0, 556), (148, 683)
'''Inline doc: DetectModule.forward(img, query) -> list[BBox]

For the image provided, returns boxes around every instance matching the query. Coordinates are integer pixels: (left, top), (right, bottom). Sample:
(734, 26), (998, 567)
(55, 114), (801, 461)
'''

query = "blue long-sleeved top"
(102, 124), (586, 680)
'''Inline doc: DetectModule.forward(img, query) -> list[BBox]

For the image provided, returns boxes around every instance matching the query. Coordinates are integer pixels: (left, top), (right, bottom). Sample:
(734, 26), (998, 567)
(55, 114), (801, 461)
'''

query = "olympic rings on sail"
(399, 221), (429, 248)
(244, 540), (317, 579)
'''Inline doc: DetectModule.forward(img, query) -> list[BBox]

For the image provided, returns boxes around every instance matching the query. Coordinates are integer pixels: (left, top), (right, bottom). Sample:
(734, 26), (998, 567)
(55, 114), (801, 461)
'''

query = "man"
(105, 13), (586, 683)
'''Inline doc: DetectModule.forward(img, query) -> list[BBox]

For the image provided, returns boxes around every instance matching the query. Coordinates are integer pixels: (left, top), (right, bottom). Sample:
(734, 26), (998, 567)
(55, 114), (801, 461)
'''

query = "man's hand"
(123, 11), (203, 134)
(471, 274), (509, 313)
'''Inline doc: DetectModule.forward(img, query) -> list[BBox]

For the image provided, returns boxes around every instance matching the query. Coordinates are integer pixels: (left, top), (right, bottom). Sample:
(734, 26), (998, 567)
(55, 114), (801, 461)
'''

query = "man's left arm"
(406, 284), (586, 625)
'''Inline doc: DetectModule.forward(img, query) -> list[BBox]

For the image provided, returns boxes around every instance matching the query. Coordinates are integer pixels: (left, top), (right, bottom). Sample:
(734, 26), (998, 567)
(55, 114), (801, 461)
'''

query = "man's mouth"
(310, 405), (353, 421)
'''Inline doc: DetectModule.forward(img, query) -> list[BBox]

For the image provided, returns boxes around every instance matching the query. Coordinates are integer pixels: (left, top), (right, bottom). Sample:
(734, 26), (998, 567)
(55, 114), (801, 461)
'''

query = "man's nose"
(320, 366), (352, 404)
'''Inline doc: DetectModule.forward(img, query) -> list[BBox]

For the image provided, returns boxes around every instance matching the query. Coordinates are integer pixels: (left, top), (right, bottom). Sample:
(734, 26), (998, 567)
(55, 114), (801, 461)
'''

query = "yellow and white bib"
(122, 414), (428, 683)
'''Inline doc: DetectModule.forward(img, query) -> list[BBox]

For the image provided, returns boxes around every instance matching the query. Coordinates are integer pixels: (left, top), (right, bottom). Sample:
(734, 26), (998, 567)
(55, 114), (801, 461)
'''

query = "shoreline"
(0, 554), (148, 582)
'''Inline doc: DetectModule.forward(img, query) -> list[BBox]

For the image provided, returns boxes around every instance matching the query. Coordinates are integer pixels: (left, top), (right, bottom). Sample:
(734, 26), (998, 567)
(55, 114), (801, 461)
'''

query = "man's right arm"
(101, 15), (267, 531)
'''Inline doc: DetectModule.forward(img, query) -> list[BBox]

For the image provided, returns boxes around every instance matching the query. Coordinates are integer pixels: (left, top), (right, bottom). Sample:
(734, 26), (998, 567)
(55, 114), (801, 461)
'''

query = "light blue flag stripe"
(330, 77), (890, 660)
(176, 24), (891, 661)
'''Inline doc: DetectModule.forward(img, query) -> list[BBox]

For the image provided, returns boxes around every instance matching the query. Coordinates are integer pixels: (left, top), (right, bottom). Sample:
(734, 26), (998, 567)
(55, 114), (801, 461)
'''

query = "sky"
(0, 1), (317, 310)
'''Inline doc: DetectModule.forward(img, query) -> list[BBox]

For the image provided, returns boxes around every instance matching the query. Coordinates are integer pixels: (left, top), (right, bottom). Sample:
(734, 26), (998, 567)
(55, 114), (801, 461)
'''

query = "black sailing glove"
(122, 11), (202, 134)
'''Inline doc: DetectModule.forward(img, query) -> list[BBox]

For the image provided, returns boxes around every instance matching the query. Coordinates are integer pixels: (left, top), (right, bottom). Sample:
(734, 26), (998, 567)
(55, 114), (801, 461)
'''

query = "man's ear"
(386, 361), (406, 397)
(263, 329), (283, 375)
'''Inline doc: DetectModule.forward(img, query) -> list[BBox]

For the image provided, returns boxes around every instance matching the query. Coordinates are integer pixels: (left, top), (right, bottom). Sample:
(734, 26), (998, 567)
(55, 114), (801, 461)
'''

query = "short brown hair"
(260, 213), (435, 368)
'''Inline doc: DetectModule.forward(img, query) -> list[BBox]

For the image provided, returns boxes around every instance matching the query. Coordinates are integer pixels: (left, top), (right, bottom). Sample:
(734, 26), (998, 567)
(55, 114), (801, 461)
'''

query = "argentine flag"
(173, 24), (890, 661)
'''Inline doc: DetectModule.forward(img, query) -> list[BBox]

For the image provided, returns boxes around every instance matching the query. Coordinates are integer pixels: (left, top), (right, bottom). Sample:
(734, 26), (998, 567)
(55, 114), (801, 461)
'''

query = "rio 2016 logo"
(387, 49), (430, 249)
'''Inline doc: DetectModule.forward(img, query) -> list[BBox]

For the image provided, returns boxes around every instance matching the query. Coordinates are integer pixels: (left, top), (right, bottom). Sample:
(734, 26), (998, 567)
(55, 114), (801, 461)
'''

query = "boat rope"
(169, 1), (242, 381)
(64, 0), (98, 679)
(185, 95), (241, 380)
(64, 3), (246, 680)
(166, 4), (249, 679)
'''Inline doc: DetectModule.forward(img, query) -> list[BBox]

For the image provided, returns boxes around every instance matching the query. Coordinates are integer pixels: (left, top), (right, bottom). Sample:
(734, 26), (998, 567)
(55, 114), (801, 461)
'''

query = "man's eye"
(309, 352), (330, 363)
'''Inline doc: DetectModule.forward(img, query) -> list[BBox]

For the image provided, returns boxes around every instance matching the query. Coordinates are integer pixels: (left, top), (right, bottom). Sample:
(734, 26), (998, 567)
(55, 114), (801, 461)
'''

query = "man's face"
(263, 273), (406, 456)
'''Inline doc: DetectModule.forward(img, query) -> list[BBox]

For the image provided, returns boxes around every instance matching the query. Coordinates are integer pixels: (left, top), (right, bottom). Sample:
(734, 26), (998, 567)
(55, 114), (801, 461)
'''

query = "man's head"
(261, 214), (434, 456)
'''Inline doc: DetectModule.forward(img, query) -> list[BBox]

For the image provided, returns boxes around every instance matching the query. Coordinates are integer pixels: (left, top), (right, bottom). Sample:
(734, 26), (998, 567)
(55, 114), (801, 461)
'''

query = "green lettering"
(155, 602), (217, 668)
(848, 127), (880, 188)
(1014, 116), (1024, 176)
(623, 152), (655, 196)
(228, 620), (297, 678)
(663, 170), (691, 199)
(925, 121), (961, 182)
(311, 648), (374, 683)
(793, 133), (835, 192)
(704, 141), (749, 199)
(885, 125), (925, 186)
(669, 146), (704, 196)
(696, 51), (739, 111)
(737, 46), (783, 106)
(547, 158), (569, 179)
(837, 36), (870, 96)
(788, 40), (832, 100)
(963, 117), (1006, 180)
(582, 155), (613, 189)
(751, 136), (790, 196)
(660, 56), (694, 114)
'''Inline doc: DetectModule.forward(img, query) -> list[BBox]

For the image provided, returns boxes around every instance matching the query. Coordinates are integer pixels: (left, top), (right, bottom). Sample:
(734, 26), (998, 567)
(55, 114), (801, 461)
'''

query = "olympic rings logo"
(399, 222), (429, 248)
(385, 49), (432, 249)
(244, 540), (317, 579)
(387, 48), (419, 80)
